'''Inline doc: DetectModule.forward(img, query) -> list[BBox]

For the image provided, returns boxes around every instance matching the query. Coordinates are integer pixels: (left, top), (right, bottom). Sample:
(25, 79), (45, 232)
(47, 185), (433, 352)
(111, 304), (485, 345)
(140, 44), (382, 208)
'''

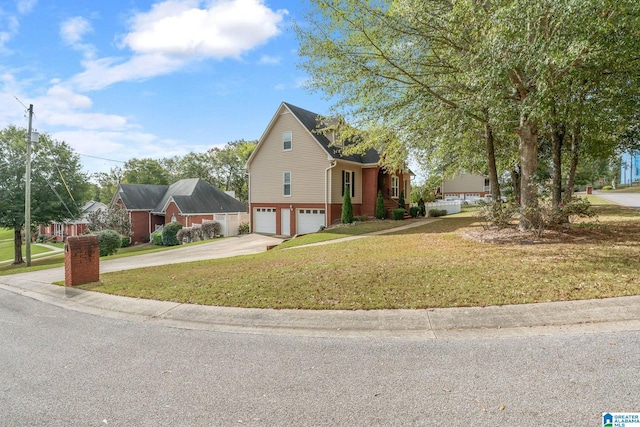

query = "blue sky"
(0, 0), (333, 175)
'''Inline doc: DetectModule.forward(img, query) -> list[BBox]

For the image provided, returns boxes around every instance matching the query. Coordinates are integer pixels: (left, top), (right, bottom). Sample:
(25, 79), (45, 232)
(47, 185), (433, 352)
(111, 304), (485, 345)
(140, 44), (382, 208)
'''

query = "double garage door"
(253, 207), (325, 235)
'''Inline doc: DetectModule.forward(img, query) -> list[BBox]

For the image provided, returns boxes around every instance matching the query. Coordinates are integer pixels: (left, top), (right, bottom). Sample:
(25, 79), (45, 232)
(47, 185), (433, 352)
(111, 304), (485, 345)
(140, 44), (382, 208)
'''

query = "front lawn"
(83, 197), (640, 309)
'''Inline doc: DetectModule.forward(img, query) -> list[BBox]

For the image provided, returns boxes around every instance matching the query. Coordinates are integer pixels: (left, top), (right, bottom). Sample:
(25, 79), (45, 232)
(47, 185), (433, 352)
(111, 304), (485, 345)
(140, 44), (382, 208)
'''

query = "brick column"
(65, 235), (100, 287)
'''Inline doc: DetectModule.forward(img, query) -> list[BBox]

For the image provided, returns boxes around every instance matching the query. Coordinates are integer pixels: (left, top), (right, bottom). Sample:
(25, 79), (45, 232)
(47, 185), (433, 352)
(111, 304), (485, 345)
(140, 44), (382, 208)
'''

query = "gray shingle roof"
(116, 184), (168, 210)
(116, 179), (246, 214)
(283, 102), (381, 164)
(153, 178), (247, 214)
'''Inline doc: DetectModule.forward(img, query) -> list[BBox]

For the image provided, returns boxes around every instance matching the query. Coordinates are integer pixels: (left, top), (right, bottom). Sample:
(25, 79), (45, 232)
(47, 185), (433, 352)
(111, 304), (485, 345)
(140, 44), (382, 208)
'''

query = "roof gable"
(246, 102), (381, 168)
(154, 179), (247, 214)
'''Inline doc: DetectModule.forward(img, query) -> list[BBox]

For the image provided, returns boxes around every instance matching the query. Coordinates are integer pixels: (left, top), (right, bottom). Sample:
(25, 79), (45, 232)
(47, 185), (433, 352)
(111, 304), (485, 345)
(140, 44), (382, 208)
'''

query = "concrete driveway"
(99, 233), (284, 274)
(594, 191), (640, 209)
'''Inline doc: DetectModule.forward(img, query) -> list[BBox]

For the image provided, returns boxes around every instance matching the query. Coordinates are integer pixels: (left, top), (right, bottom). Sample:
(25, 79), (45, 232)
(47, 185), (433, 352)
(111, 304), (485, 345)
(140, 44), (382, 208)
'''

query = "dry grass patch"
(85, 198), (640, 309)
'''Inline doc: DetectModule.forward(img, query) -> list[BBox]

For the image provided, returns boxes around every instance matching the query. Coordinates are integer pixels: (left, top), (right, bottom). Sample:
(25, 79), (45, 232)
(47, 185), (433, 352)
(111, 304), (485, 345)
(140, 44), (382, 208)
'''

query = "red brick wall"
(361, 167), (379, 216)
(130, 211), (151, 244)
(64, 235), (100, 287)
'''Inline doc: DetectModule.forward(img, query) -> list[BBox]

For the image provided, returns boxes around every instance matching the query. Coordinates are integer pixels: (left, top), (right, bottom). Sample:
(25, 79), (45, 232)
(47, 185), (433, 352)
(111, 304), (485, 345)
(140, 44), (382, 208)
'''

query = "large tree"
(297, 0), (640, 227)
(122, 158), (170, 185)
(0, 126), (90, 264)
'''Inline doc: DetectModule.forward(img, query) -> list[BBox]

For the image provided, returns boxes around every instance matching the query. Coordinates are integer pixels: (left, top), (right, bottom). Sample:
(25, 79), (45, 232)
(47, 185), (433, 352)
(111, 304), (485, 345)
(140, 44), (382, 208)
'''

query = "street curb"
(1, 279), (639, 339)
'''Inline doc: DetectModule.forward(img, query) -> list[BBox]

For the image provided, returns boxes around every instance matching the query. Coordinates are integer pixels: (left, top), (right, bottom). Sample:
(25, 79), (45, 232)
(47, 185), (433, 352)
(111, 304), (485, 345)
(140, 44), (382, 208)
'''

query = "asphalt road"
(1, 289), (638, 427)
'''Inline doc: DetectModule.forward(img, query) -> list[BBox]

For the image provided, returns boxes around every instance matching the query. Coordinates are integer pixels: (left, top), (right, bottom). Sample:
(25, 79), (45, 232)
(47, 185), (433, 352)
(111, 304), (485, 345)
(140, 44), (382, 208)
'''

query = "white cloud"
(71, 53), (184, 91)
(123, 0), (286, 58)
(258, 54), (280, 65)
(16, 0), (37, 15)
(60, 16), (92, 46)
(0, 15), (20, 51)
(65, 0), (287, 92)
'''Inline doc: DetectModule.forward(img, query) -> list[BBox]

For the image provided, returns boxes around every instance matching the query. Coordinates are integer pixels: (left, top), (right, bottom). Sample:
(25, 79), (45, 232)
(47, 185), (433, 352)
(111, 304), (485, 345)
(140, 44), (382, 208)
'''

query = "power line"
(77, 152), (126, 164)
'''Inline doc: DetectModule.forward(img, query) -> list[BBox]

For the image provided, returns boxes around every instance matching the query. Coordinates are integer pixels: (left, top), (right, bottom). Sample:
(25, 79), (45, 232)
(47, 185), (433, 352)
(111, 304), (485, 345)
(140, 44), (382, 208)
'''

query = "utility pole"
(25, 104), (35, 266)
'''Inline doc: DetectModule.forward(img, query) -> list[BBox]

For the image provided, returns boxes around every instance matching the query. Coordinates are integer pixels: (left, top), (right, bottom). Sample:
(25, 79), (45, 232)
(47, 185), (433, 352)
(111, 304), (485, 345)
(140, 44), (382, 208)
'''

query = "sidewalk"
(1, 227), (639, 339)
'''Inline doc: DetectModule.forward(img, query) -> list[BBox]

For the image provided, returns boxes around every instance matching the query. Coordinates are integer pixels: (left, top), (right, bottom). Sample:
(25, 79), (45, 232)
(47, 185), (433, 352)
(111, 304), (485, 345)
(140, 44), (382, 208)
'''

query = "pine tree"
(375, 190), (386, 219)
(341, 188), (354, 224)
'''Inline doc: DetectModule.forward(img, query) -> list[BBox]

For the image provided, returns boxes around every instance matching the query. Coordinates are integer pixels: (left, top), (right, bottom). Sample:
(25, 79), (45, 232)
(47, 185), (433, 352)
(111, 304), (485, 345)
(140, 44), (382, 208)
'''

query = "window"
(342, 170), (355, 197)
(283, 172), (291, 196)
(483, 178), (491, 192)
(391, 175), (399, 198)
(283, 131), (292, 150)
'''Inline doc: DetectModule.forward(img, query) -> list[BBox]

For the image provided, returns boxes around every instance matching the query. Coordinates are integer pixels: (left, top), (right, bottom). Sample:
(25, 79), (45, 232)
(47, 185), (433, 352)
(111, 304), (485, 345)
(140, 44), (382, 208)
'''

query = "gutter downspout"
(325, 159), (337, 226)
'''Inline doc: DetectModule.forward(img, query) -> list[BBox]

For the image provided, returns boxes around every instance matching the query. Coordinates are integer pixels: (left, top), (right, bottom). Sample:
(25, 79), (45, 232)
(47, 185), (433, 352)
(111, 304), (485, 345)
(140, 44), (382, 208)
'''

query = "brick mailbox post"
(65, 235), (100, 287)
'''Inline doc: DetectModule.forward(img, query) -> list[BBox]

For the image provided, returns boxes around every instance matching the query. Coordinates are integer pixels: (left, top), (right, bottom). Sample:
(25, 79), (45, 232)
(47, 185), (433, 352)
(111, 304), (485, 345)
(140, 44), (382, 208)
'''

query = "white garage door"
(297, 209), (325, 235)
(254, 208), (276, 234)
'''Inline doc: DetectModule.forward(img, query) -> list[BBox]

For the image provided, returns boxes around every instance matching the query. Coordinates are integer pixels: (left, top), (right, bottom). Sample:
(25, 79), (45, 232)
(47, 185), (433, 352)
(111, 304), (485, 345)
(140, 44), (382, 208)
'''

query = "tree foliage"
(297, 0), (640, 229)
(0, 125), (90, 264)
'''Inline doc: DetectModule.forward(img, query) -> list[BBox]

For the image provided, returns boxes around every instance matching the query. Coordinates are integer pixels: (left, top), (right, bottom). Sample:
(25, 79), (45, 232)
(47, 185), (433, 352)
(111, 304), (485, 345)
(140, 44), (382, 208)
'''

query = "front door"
(281, 208), (290, 236)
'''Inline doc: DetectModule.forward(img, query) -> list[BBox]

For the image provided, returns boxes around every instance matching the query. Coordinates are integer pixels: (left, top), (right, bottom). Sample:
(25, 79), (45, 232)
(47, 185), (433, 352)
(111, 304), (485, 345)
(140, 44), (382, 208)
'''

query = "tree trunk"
(550, 122), (564, 209)
(564, 122), (581, 204)
(518, 115), (539, 230)
(13, 227), (24, 265)
(511, 167), (521, 202)
(485, 123), (501, 201)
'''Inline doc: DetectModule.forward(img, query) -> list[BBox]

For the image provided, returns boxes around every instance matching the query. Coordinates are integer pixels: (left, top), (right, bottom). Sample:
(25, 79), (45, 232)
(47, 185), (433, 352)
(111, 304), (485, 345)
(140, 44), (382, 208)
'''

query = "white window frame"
(391, 175), (399, 198)
(283, 171), (291, 196)
(344, 169), (352, 196)
(283, 131), (292, 151)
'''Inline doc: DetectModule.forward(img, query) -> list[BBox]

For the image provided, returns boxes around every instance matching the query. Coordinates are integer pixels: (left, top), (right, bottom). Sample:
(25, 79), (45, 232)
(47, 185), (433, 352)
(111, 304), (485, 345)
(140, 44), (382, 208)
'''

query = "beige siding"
(442, 173), (487, 193)
(249, 108), (331, 204)
(330, 162), (363, 205)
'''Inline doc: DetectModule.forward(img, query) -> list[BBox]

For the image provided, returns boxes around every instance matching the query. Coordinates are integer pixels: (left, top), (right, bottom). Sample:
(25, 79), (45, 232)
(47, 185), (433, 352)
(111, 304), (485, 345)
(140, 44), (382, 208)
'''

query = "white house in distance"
(441, 173), (491, 200)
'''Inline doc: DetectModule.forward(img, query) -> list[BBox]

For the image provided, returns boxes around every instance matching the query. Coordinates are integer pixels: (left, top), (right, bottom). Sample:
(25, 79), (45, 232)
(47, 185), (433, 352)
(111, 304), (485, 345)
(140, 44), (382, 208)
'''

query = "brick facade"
(64, 235), (100, 287)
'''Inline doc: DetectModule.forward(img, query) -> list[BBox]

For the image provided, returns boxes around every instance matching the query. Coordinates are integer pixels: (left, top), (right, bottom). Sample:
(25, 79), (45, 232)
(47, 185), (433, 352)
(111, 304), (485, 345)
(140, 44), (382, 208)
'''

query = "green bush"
(375, 190), (386, 219)
(95, 230), (122, 256)
(341, 188), (354, 224)
(602, 185), (612, 191)
(398, 190), (405, 208)
(392, 208), (405, 220)
(417, 198), (426, 217)
(238, 222), (250, 234)
(121, 235), (131, 248)
(162, 222), (183, 246)
(428, 209), (447, 217)
(409, 206), (420, 218)
(201, 221), (221, 239)
(152, 230), (163, 246)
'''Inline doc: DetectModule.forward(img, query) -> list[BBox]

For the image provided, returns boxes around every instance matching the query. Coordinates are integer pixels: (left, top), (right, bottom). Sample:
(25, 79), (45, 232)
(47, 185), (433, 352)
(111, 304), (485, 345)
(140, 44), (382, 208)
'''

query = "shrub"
(417, 198), (426, 217)
(375, 190), (386, 219)
(201, 221), (221, 239)
(561, 197), (595, 223)
(398, 190), (405, 208)
(95, 229), (122, 256)
(176, 227), (193, 244)
(428, 209), (447, 218)
(392, 208), (405, 220)
(162, 222), (183, 246)
(341, 189), (354, 224)
(121, 235), (131, 248)
(354, 215), (368, 222)
(151, 230), (163, 246)
(476, 201), (518, 229)
(238, 222), (250, 234)
(602, 185), (612, 191)
(409, 206), (420, 218)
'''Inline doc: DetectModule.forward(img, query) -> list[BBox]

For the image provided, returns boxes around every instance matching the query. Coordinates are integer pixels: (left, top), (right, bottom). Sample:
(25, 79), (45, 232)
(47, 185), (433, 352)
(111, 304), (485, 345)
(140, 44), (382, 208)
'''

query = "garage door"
(297, 209), (325, 235)
(254, 208), (276, 234)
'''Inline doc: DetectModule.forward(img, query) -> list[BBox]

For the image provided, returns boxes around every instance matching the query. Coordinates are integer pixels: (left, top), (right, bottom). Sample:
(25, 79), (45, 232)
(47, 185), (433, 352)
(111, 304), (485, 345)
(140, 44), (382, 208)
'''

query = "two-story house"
(246, 102), (412, 236)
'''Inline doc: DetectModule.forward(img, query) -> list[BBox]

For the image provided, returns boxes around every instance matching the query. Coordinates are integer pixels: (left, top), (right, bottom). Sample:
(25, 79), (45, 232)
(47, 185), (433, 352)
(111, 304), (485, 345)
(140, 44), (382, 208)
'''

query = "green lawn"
(0, 228), (13, 240)
(80, 197), (640, 310)
(0, 240), (54, 263)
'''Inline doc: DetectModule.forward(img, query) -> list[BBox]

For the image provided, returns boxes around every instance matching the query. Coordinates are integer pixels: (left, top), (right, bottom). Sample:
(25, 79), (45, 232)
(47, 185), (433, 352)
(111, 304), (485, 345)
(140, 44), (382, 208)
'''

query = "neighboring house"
(245, 102), (412, 236)
(112, 178), (248, 244)
(441, 173), (491, 200)
(620, 151), (640, 185)
(39, 200), (107, 242)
